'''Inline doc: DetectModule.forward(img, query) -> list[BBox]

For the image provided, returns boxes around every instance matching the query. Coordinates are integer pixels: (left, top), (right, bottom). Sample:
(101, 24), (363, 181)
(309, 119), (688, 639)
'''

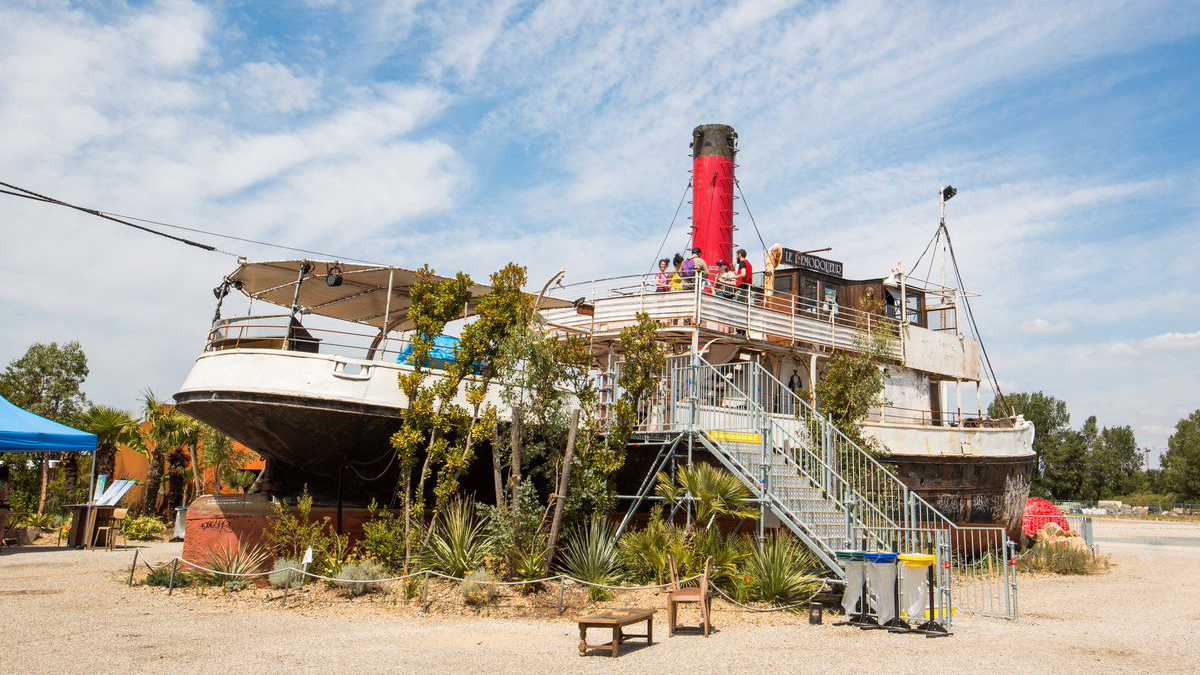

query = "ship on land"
(174, 124), (1034, 541)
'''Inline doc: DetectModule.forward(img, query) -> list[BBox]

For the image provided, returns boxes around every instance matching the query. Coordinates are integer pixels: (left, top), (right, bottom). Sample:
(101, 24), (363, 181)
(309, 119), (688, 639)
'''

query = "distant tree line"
(989, 392), (1200, 503)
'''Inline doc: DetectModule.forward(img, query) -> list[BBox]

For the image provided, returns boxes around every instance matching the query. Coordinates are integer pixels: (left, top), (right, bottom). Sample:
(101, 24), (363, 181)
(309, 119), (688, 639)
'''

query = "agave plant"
(655, 462), (759, 528)
(423, 498), (491, 578)
(744, 533), (822, 606)
(192, 542), (270, 587)
(559, 518), (622, 601)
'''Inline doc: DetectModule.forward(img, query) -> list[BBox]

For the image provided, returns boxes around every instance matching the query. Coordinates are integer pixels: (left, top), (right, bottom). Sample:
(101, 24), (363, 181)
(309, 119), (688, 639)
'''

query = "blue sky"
(1, 0), (1197, 458)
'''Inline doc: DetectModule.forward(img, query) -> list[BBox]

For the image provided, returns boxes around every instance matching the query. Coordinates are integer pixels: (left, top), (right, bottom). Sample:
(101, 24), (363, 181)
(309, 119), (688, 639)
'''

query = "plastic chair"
(666, 554), (714, 637)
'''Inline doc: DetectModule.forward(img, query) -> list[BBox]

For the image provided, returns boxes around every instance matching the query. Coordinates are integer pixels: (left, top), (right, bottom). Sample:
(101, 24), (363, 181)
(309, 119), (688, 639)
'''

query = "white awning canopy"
(225, 259), (571, 331)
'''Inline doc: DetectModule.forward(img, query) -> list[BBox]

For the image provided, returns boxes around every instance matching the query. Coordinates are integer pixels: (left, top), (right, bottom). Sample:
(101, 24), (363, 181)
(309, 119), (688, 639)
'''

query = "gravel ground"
(2, 518), (1197, 675)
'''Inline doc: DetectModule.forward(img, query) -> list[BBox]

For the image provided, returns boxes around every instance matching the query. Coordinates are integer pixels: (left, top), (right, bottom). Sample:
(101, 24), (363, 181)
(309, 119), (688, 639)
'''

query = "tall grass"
(1017, 541), (1107, 575)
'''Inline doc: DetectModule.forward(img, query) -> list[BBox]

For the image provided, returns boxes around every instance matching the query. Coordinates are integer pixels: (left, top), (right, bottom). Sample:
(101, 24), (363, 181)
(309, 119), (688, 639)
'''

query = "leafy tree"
(814, 329), (894, 451)
(198, 425), (255, 494)
(1041, 428), (1087, 500)
(988, 391), (1070, 492)
(1080, 421), (1140, 501)
(1162, 409), (1200, 501)
(0, 341), (90, 513)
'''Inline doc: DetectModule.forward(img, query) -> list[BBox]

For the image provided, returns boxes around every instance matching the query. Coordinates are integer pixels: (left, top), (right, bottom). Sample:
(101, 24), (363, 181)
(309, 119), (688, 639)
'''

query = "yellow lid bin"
(898, 553), (936, 567)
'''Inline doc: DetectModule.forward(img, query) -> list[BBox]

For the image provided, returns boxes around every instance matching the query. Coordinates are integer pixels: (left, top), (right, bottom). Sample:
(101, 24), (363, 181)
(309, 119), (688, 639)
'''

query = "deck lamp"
(325, 264), (344, 287)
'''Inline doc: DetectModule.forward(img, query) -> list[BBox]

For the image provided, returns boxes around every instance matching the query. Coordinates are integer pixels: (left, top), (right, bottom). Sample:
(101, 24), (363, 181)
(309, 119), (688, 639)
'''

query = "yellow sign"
(708, 430), (762, 444)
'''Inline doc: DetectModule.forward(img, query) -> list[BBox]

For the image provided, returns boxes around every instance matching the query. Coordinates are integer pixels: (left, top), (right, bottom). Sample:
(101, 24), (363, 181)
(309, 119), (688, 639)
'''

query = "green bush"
(689, 527), (752, 586)
(744, 533), (822, 606)
(1017, 541), (1107, 575)
(269, 557), (306, 589)
(122, 515), (167, 541)
(618, 509), (689, 584)
(358, 501), (406, 574)
(334, 560), (386, 596)
(144, 564), (193, 588)
(559, 517), (621, 601)
(461, 568), (498, 605)
(262, 488), (345, 577)
(424, 498), (491, 578)
(479, 481), (544, 578)
(192, 543), (270, 587)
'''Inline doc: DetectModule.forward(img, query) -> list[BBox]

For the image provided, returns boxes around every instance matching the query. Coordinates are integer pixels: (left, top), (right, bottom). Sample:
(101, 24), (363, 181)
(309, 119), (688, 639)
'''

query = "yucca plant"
(618, 510), (689, 584)
(512, 541), (548, 585)
(656, 463), (759, 528)
(192, 542), (270, 587)
(745, 533), (822, 606)
(559, 518), (622, 601)
(423, 498), (491, 578)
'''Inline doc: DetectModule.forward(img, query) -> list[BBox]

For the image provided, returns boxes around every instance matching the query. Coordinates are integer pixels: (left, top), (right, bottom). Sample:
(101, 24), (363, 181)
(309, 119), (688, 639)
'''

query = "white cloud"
(1019, 318), (1072, 335)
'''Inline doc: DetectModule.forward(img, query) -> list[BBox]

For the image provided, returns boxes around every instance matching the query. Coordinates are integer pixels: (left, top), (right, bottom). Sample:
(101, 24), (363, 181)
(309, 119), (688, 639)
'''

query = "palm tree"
(139, 391), (198, 515)
(655, 462), (760, 528)
(79, 405), (144, 481)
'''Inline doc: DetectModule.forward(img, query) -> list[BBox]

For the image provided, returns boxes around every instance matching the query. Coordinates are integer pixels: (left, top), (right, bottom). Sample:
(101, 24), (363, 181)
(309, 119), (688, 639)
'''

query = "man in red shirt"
(735, 248), (753, 302)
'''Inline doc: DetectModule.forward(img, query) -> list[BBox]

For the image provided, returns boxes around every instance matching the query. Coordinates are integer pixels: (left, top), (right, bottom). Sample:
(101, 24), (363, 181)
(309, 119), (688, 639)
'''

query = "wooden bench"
(576, 608), (655, 657)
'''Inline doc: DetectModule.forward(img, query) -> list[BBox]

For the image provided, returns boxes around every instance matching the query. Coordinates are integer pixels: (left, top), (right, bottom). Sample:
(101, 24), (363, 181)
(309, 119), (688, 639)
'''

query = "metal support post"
(558, 577), (565, 615)
(421, 572), (430, 614)
(167, 558), (179, 596)
(282, 574), (291, 607)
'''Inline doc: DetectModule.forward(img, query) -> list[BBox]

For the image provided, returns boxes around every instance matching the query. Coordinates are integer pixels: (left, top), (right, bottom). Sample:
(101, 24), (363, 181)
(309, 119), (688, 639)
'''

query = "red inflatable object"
(1022, 497), (1069, 538)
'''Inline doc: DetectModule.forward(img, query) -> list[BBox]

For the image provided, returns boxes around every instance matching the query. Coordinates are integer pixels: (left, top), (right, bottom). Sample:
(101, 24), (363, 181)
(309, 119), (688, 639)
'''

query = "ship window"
(775, 274), (792, 295)
(906, 293), (922, 325)
(801, 279), (818, 313)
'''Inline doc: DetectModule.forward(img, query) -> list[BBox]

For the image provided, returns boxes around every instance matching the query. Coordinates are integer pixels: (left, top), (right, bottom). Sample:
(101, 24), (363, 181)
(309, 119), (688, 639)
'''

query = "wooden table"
(576, 608), (655, 657)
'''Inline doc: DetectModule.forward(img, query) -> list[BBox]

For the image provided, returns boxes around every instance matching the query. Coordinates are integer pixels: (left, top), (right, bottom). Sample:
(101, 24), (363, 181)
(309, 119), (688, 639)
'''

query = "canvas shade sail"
(0, 394), (97, 453)
(226, 260), (571, 331)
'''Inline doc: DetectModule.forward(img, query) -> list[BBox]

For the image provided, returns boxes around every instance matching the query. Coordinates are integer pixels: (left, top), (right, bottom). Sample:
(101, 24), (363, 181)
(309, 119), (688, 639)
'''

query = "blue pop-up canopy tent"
(0, 394), (96, 453)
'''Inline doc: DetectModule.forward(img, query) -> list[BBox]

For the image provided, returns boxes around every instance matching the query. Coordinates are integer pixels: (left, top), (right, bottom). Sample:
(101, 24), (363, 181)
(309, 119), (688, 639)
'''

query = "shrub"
(479, 481), (544, 578)
(358, 501), (406, 574)
(559, 517), (621, 601)
(262, 488), (345, 577)
(1017, 541), (1107, 575)
(618, 509), (689, 584)
(122, 515), (167, 541)
(744, 533), (822, 606)
(334, 560), (386, 596)
(269, 557), (306, 589)
(144, 564), (193, 588)
(689, 527), (752, 586)
(461, 568), (498, 605)
(511, 542), (548, 587)
(424, 498), (491, 578)
(192, 543), (270, 587)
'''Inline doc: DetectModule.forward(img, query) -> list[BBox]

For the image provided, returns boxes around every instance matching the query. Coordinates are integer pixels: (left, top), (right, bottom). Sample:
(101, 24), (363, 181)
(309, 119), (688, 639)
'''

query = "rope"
(733, 179), (768, 255)
(648, 180), (692, 272)
(166, 556), (701, 590)
(0, 182), (230, 255)
(710, 584), (824, 612)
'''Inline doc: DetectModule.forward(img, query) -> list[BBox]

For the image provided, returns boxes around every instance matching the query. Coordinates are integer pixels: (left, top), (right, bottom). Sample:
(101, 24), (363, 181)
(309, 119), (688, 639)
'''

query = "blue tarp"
(396, 334), (461, 366)
(0, 394), (97, 453)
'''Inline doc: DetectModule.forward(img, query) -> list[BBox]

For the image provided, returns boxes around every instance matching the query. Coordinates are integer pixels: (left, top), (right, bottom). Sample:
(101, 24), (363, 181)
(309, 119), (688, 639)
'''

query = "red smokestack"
(691, 123), (737, 269)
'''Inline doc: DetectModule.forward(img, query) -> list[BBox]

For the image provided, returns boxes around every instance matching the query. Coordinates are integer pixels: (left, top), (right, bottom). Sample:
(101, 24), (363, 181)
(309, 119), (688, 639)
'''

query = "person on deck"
(670, 254), (684, 290)
(716, 261), (738, 299)
(655, 258), (671, 292)
(687, 247), (709, 292)
(735, 248), (753, 302)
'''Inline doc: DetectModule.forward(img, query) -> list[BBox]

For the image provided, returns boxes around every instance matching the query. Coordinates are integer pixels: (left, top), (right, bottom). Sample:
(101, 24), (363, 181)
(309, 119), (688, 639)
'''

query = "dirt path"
(2, 519), (1196, 675)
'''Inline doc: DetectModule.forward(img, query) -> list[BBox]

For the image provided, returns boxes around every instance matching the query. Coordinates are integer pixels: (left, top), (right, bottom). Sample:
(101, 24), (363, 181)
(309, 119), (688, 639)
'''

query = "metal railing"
(206, 314), (428, 366)
(611, 353), (1018, 620)
(542, 272), (902, 358)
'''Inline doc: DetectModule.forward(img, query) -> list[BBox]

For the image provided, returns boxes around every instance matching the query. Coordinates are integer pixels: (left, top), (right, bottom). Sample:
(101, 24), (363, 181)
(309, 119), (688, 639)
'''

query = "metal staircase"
(615, 354), (1019, 619)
